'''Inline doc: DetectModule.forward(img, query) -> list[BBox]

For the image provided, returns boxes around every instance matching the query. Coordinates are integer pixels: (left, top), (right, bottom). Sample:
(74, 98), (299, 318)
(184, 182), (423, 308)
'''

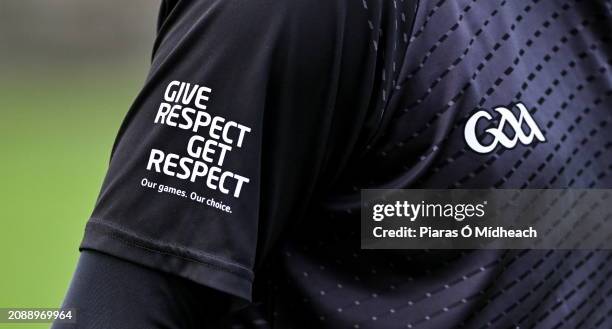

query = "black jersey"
(80, 0), (612, 327)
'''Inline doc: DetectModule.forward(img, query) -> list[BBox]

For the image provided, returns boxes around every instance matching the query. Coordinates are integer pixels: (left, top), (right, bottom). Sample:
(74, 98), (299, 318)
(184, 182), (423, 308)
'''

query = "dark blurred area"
(0, 1), (156, 68)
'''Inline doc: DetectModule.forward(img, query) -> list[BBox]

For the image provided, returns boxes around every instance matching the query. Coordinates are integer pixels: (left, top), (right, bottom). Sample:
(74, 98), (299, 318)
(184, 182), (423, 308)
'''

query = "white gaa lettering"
(464, 102), (546, 154)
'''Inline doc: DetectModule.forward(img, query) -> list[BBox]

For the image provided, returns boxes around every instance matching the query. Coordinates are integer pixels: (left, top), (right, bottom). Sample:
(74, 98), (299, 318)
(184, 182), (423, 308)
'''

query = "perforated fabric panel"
(225, 0), (612, 328)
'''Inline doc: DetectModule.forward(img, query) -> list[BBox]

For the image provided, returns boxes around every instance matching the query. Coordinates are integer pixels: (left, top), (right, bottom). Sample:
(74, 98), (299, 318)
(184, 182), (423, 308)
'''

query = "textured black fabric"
(80, 0), (374, 301)
(76, 0), (612, 328)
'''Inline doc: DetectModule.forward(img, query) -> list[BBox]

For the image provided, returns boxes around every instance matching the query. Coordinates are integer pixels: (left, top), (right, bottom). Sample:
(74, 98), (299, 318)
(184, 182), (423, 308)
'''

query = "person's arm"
(57, 0), (371, 327)
(53, 250), (233, 329)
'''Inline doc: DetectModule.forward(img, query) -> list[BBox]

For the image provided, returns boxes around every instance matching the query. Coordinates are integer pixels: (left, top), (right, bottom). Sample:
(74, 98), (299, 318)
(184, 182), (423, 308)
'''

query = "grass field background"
(0, 64), (149, 328)
(0, 2), (157, 327)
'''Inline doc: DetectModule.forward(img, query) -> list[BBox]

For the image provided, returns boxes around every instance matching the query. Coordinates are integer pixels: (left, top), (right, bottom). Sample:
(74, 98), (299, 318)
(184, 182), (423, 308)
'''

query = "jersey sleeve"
(79, 0), (368, 301)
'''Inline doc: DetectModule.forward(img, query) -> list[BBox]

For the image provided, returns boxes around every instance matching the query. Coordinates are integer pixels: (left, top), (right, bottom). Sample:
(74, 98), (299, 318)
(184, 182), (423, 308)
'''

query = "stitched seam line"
(85, 219), (254, 280)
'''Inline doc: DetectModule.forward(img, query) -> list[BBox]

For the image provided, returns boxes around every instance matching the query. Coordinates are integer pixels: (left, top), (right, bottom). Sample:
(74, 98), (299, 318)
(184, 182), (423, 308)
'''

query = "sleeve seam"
(85, 219), (254, 281)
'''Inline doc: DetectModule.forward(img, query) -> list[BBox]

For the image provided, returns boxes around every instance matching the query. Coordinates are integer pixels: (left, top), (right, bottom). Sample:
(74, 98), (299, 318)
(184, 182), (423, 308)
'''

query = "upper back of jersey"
(268, 1), (612, 328)
(81, 0), (612, 328)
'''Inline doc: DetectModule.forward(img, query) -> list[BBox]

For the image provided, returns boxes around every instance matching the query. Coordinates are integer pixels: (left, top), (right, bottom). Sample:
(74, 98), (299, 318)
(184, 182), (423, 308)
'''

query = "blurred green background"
(0, 1), (158, 327)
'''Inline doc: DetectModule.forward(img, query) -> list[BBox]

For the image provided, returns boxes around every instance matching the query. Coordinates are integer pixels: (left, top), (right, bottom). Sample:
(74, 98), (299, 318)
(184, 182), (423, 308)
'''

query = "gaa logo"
(464, 102), (546, 154)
